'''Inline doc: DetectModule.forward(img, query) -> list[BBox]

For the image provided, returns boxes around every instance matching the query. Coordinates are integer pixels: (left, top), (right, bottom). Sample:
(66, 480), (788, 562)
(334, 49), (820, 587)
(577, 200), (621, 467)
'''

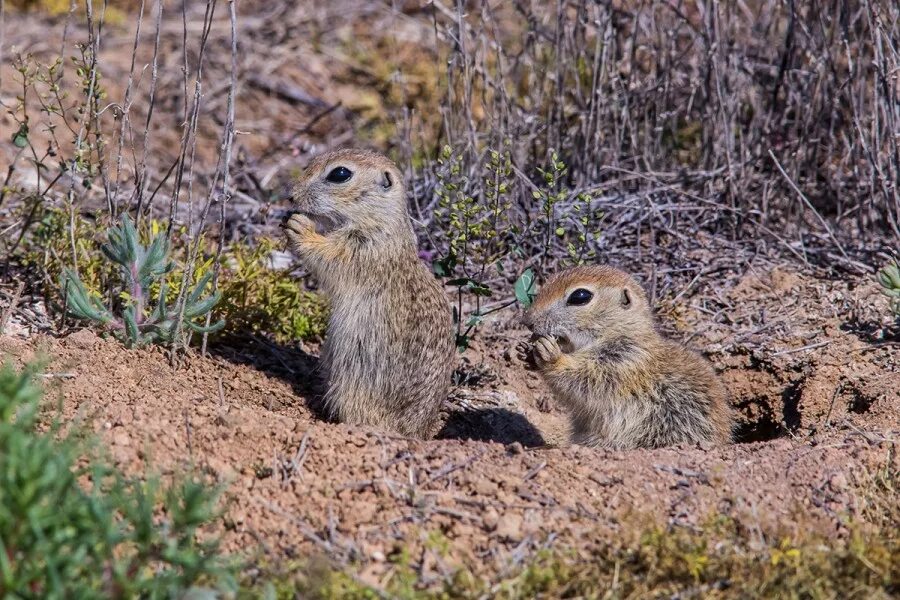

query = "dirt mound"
(1, 266), (896, 585)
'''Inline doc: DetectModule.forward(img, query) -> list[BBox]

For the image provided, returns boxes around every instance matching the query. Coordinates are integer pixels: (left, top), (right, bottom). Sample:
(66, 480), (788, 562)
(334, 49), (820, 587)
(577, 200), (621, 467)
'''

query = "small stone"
(495, 513), (523, 542)
(110, 446), (132, 466)
(523, 512), (542, 536)
(354, 502), (377, 525)
(111, 431), (131, 446)
(473, 478), (498, 496)
(208, 458), (238, 482)
(215, 412), (234, 428)
(67, 328), (99, 349)
(482, 506), (500, 531)
(589, 472), (623, 486)
(830, 472), (848, 492)
(506, 442), (524, 455)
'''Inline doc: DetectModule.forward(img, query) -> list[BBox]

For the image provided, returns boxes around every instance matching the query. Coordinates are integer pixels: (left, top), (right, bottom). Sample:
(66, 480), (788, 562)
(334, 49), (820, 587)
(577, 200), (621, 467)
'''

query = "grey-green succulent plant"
(876, 257), (900, 318)
(61, 215), (223, 348)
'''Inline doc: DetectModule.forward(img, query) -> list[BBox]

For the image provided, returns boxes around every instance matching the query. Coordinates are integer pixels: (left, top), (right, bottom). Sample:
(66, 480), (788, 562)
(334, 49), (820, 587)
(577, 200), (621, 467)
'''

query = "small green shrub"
(876, 257), (900, 317)
(19, 207), (327, 346)
(430, 145), (595, 349)
(213, 238), (328, 344)
(61, 215), (224, 348)
(0, 360), (236, 598)
(19, 206), (114, 298)
(268, 513), (898, 599)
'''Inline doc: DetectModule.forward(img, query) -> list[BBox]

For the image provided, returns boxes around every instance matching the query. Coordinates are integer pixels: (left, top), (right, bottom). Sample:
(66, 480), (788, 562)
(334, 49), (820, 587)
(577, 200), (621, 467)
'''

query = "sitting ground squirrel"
(519, 265), (732, 449)
(282, 149), (453, 438)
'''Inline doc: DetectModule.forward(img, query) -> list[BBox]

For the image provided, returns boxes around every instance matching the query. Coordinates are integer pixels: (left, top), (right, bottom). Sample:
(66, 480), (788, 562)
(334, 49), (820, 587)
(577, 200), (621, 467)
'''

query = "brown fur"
(521, 265), (733, 449)
(283, 149), (454, 438)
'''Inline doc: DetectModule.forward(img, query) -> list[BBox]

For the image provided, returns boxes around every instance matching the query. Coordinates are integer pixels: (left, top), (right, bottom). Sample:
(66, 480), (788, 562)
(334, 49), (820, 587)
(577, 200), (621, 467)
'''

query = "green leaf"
(185, 319), (225, 334)
(61, 269), (112, 322)
(468, 282), (492, 297)
(431, 250), (456, 277)
(120, 214), (142, 266)
(183, 291), (222, 320)
(455, 334), (469, 352)
(123, 306), (140, 347)
(446, 277), (473, 288)
(187, 270), (216, 306)
(139, 232), (172, 283)
(149, 280), (169, 323)
(12, 122), (29, 148)
(514, 268), (536, 308)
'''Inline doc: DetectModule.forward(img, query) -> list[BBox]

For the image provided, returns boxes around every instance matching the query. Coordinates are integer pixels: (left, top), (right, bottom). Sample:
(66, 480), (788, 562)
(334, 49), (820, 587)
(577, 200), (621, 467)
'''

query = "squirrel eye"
(566, 288), (593, 306)
(325, 166), (353, 184)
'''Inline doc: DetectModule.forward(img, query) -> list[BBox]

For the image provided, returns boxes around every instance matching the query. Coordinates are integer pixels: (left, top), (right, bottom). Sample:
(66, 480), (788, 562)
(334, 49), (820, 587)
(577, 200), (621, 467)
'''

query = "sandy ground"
(1, 264), (896, 584)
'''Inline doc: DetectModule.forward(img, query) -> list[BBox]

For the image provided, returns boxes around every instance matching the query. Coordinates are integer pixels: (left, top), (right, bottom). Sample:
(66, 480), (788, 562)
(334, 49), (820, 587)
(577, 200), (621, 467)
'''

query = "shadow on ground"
(210, 336), (329, 419)
(840, 317), (899, 344)
(437, 407), (546, 447)
(210, 337), (547, 447)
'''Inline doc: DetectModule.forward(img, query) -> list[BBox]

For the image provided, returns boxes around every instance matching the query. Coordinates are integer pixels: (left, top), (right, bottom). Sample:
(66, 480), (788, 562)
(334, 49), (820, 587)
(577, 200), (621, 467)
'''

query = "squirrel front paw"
(282, 213), (317, 250)
(533, 335), (563, 368)
(516, 341), (538, 370)
(518, 336), (562, 370)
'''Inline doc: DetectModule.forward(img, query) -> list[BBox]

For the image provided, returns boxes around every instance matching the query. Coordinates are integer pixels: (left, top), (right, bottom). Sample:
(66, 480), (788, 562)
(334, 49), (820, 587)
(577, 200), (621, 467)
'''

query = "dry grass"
(412, 1), (899, 269)
(252, 483), (900, 599)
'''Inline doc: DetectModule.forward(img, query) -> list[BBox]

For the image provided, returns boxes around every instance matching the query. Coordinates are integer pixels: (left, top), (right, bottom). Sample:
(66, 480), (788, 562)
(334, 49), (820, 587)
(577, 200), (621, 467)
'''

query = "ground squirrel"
(519, 265), (732, 449)
(282, 149), (454, 438)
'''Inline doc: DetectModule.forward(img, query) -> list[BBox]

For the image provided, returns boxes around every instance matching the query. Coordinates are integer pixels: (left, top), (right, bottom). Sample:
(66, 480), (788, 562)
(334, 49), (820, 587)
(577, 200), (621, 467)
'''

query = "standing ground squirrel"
(519, 265), (732, 449)
(282, 149), (454, 438)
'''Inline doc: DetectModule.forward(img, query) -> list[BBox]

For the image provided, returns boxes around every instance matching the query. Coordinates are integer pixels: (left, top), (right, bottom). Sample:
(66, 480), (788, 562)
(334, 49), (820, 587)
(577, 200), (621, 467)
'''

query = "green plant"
(430, 146), (594, 349)
(19, 205), (115, 297)
(0, 359), (236, 598)
(61, 214), (224, 348)
(513, 267), (536, 309)
(18, 208), (326, 345)
(876, 257), (900, 317)
(262, 510), (898, 599)
(213, 238), (328, 344)
(432, 145), (515, 350)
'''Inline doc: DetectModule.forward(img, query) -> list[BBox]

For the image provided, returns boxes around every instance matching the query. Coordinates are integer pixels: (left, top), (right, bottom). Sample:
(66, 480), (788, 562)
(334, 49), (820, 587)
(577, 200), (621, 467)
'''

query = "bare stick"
(0, 280), (24, 335)
(768, 150), (850, 261)
(135, 0), (164, 216)
(201, 0), (238, 356)
(111, 0), (147, 219)
(168, 0), (220, 359)
(771, 340), (832, 357)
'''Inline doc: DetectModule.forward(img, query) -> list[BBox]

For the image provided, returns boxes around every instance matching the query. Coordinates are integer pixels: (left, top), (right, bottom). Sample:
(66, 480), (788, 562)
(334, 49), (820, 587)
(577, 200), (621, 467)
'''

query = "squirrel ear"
(380, 171), (393, 190)
(620, 289), (632, 308)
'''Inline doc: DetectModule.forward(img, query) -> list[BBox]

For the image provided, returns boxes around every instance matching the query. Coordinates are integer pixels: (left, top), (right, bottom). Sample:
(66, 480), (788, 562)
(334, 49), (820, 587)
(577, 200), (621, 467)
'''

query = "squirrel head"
(291, 149), (407, 237)
(523, 265), (654, 353)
